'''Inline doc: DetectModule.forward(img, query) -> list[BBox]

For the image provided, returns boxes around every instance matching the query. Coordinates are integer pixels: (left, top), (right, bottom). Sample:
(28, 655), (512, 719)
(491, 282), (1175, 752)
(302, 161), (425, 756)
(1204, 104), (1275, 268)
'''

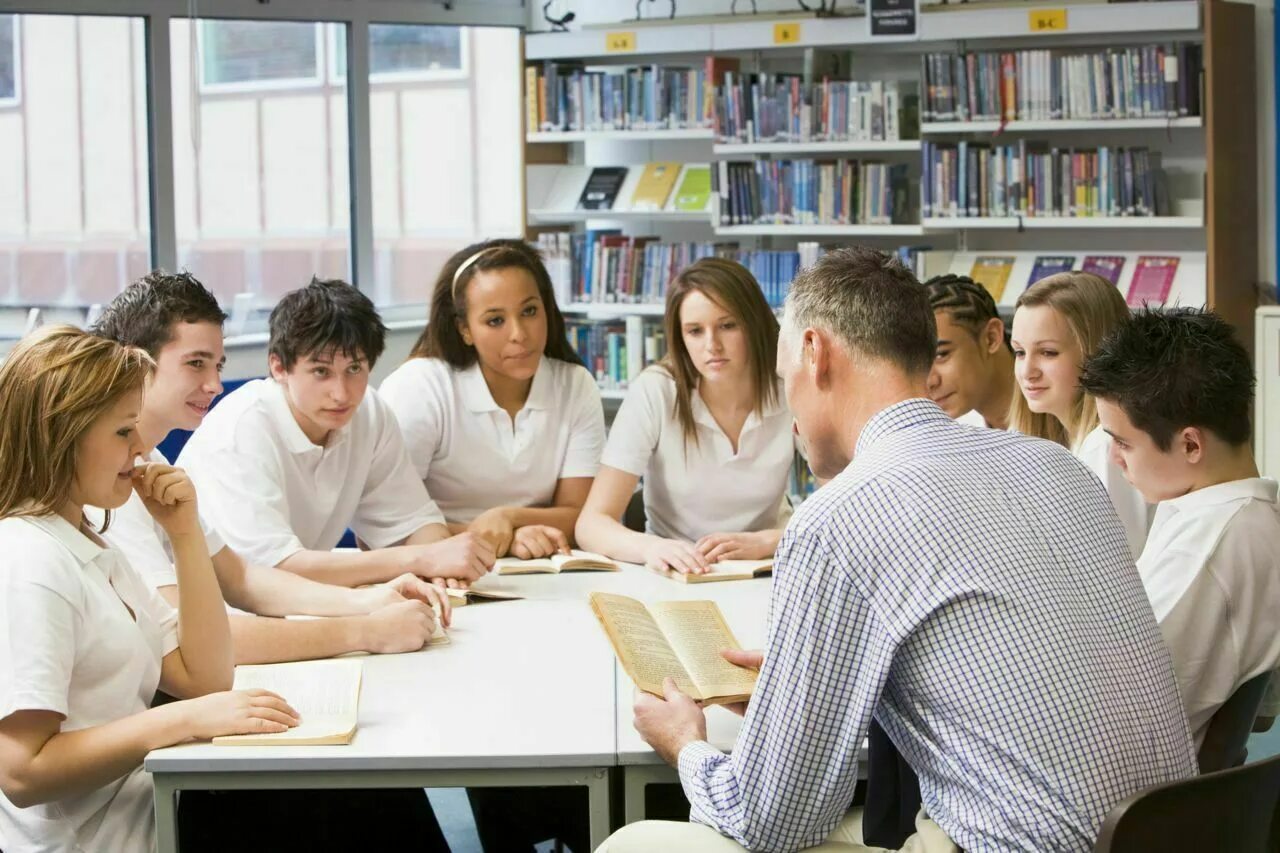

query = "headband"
(451, 248), (494, 297)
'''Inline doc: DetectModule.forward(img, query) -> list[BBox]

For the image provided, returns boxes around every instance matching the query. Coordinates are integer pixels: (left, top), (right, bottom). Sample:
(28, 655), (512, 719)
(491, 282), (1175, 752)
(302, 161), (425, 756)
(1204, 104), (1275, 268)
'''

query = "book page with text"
(651, 600), (757, 703)
(213, 658), (362, 745)
(589, 592), (699, 698)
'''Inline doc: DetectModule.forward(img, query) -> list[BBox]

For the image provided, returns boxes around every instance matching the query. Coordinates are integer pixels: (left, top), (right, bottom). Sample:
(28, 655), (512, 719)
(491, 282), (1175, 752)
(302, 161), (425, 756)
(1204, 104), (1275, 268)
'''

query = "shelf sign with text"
(773, 22), (802, 45)
(869, 0), (918, 37)
(1028, 8), (1068, 32)
(605, 31), (636, 52)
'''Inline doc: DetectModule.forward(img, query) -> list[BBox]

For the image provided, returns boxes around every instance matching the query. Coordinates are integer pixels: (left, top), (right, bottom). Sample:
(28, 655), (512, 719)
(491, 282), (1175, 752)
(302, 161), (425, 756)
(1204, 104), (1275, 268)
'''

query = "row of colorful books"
(920, 44), (1202, 123)
(969, 254), (1181, 307)
(525, 61), (719, 132)
(922, 142), (1168, 219)
(714, 73), (919, 144)
(533, 163), (714, 214)
(715, 159), (910, 226)
(565, 317), (667, 390)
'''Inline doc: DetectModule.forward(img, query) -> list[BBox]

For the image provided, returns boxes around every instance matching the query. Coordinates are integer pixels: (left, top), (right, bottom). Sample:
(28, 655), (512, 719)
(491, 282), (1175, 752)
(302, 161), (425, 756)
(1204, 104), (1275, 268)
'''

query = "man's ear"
(268, 353), (287, 382)
(806, 328), (832, 389)
(1180, 426), (1206, 465)
(983, 317), (1006, 355)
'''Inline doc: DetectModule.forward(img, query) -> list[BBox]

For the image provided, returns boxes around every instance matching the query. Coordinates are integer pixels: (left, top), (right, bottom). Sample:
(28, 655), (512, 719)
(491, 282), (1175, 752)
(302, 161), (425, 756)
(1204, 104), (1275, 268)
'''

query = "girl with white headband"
(380, 239), (605, 562)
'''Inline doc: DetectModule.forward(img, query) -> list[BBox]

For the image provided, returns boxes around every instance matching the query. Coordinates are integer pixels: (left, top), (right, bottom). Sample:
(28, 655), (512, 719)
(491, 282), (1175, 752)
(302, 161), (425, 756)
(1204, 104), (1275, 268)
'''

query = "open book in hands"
(667, 558), (773, 584)
(496, 549), (619, 576)
(589, 592), (757, 705)
(213, 659), (362, 746)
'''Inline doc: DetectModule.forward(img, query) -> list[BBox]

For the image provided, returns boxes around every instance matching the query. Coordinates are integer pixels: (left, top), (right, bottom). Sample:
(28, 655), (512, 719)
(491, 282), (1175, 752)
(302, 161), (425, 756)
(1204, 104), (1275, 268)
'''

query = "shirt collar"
(263, 378), (351, 453)
(22, 513), (105, 566)
(691, 380), (786, 434)
(855, 398), (952, 456)
(1159, 477), (1278, 514)
(458, 359), (555, 414)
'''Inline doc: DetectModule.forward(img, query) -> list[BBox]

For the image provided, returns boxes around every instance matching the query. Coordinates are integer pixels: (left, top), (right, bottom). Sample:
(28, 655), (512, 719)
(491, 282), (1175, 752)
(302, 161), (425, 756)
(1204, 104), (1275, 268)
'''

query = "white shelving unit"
(564, 303), (666, 317)
(715, 224), (926, 238)
(530, 209), (712, 224)
(713, 140), (921, 155)
(527, 129), (714, 144)
(920, 118), (1204, 135)
(922, 216), (1204, 231)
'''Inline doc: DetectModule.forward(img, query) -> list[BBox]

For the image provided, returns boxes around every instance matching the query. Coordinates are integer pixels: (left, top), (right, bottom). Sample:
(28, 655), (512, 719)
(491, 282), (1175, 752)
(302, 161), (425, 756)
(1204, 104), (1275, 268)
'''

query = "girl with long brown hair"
(0, 326), (298, 853)
(575, 257), (795, 575)
(1009, 272), (1152, 554)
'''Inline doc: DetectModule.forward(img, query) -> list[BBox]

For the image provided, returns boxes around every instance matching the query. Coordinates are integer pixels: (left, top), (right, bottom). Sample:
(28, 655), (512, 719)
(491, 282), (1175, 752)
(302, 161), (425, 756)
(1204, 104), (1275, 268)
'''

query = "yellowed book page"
(213, 659), (362, 746)
(495, 557), (557, 575)
(552, 550), (619, 572)
(672, 559), (773, 584)
(651, 600), (757, 704)
(589, 592), (700, 699)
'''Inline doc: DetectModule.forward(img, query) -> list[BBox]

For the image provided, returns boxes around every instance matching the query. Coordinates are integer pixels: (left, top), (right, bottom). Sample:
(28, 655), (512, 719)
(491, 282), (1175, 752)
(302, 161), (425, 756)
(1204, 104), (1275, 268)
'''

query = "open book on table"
(445, 587), (523, 606)
(589, 592), (757, 705)
(496, 549), (618, 576)
(667, 558), (772, 584)
(213, 658), (362, 746)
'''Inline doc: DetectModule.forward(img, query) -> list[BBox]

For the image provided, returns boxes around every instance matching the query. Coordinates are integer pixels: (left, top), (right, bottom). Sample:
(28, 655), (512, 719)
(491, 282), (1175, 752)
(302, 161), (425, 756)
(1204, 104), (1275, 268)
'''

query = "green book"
(671, 165), (712, 212)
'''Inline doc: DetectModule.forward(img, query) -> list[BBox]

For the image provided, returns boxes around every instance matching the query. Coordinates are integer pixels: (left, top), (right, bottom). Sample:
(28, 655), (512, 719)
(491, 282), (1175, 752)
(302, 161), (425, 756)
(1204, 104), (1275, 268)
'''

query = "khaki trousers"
(596, 808), (961, 852)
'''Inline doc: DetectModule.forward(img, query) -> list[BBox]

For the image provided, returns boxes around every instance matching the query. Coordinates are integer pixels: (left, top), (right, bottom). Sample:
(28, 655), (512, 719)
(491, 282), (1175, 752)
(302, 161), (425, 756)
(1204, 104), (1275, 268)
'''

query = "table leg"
(153, 775), (179, 853)
(587, 767), (613, 849)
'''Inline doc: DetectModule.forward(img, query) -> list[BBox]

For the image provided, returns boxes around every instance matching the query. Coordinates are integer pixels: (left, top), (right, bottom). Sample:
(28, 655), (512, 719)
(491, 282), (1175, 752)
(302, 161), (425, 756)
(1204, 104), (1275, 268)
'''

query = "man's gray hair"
(782, 246), (936, 376)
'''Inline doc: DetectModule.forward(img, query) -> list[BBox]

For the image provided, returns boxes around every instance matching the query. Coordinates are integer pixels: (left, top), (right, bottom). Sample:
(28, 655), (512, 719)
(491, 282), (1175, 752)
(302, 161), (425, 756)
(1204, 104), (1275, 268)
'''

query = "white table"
(146, 597), (619, 853)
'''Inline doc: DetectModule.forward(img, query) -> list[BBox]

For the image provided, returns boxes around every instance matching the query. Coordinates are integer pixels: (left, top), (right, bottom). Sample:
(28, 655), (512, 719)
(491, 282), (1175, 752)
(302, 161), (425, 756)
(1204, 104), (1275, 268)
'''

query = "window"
(174, 19), (349, 307)
(332, 24), (466, 82)
(0, 15), (17, 105)
(198, 20), (322, 91)
(0, 14), (150, 309)
(367, 26), (521, 307)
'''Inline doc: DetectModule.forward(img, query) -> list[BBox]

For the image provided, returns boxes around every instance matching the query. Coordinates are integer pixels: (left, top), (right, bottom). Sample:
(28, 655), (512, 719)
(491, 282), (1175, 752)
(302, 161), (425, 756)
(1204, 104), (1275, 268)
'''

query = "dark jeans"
(466, 786), (588, 853)
(862, 718), (923, 849)
(177, 788), (450, 852)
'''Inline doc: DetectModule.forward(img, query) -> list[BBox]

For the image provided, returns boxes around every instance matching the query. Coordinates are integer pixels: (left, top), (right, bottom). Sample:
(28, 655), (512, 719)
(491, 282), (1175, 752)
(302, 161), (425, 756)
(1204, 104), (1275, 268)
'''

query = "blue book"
(1028, 255), (1076, 286)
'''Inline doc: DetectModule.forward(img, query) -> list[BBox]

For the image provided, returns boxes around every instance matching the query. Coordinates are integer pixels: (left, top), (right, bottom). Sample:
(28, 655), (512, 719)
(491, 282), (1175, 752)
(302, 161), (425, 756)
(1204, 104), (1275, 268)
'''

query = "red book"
(1127, 256), (1179, 307)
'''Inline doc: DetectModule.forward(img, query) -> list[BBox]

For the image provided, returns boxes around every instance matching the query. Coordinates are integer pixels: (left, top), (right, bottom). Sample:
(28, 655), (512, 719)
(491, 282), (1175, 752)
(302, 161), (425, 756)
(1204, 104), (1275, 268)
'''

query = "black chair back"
(1094, 751), (1280, 852)
(1199, 671), (1273, 774)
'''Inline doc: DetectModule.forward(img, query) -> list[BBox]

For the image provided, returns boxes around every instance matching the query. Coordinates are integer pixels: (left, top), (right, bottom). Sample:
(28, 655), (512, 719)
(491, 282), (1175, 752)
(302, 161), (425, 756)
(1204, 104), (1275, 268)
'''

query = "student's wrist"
(347, 615), (376, 652)
(147, 701), (198, 750)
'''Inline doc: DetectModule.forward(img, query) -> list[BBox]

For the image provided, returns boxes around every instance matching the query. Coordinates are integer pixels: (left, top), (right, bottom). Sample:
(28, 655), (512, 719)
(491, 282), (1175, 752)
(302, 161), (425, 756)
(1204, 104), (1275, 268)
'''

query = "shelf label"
(1028, 8), (1068, 32)
(869, 0), (918, 38)
(773, 22), (801, 44)
(605, 31), (636, 52)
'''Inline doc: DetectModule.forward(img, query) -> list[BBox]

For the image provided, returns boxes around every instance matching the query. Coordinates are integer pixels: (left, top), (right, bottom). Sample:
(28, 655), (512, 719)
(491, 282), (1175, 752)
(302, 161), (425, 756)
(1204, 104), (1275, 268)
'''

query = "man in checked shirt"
(599, 247), (1196, 853)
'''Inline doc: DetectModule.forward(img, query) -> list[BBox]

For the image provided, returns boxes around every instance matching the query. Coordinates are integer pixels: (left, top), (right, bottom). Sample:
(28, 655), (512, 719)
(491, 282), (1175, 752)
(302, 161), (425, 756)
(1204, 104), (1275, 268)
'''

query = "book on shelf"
(496, 549), (619, 576)
(1082, 255), (1127, 286)
(667, 559), (773, 585)
(212, 659), (362, 746)
(921, 44), (1202, 123)
(969, 256), (1016, 302)
(715, 72), (919, 144)
(535, 232), (574, 307)
(714, 159), (910, 226)
(578, 167), (629, 211)
(566, 317), (666, 391)
(1028, 256), (1076, 286)
(536, 165), (593, 213)
(630, 162), (682, 211)
(670, 165), (713, 212)
(589, 592), (757, 705)
(922, 141), (1169, 219)
(526, 60), (715, 133)
(1127, 255), (1179, 307)
(446, 588), (523, 607)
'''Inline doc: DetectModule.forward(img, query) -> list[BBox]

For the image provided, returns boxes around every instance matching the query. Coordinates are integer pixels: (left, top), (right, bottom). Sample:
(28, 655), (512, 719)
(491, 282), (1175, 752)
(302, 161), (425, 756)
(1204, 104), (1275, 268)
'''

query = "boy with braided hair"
(924, 273), (1015, 430)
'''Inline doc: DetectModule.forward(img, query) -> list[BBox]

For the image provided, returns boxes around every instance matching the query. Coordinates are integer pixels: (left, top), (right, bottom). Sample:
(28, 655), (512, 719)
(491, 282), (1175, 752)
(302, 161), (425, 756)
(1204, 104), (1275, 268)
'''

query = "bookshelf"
(522, 0), (1258, 360)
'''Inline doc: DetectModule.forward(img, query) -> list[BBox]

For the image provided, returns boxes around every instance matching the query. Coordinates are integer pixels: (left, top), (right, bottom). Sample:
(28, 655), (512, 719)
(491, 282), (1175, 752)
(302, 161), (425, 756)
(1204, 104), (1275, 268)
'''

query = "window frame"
(195, 18), (326, 95)
(0, 13), (23, 109)
(328, 22), (470, 86)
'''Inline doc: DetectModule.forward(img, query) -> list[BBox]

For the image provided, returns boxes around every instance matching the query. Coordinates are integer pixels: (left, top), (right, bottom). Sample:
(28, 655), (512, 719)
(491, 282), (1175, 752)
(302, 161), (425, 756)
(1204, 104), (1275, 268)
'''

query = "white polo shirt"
(92, 448), (225, 591)
(957, 409), (988, 428)
(380, 357), (606, 524)
(602, 366), (794, 543)
(1075, 426), (1153, 558)
(0, 513), (178, 853)
(177, 379), (445, 568)
(1137, 477), (1280, 745)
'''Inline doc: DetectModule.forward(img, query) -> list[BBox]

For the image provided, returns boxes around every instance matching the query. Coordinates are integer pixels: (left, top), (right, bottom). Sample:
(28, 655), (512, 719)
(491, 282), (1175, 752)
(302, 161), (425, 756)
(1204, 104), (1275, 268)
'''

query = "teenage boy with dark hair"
(1081, 307), (1280, 746)
(924, 274), (1016, 430)
(178, 277), (495, 587)
(93, 270), (453, 664)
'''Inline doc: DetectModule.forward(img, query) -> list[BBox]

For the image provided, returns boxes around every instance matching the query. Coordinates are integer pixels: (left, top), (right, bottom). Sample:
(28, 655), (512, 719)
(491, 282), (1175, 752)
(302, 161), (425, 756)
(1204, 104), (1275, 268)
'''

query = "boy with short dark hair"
(1081, 307), (1280, 745)
(93, 270), (454, 664)
(177, 276), (494, 587)
(923, 274), (1015, 430)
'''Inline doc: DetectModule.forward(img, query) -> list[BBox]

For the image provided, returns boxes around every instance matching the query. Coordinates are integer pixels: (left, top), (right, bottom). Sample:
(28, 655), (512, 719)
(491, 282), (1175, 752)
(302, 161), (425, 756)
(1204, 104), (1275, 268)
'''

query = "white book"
(213, 659), (362, 746)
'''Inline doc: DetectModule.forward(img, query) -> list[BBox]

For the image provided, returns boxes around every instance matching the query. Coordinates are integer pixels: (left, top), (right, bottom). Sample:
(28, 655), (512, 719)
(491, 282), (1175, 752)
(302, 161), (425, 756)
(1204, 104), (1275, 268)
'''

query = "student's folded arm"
(210, 546), (385, 618)
(484, 477), (594, 547)
(278, 547), (414, 587)
(679, 528), (887, 852)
